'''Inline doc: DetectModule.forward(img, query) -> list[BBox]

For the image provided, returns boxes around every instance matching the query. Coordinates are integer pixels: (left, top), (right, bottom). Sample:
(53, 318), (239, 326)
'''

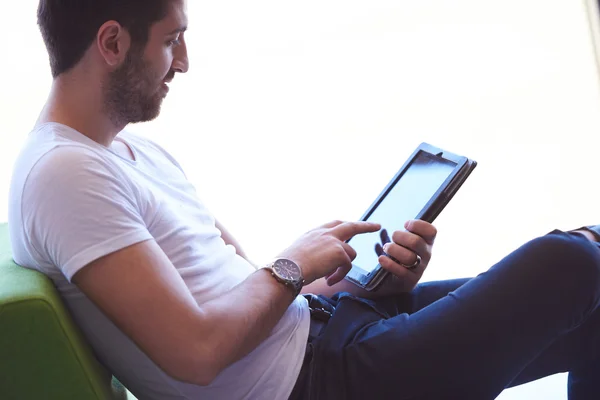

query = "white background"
(2, 1), (600, 398)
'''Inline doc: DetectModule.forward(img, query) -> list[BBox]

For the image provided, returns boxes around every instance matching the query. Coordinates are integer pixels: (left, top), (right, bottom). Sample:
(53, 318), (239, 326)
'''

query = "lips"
(164, 71), (175, 84)
(161, 72), (175, 95)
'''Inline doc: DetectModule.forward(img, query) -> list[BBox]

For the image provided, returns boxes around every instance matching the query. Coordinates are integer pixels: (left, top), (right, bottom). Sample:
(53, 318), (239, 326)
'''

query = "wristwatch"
(263, 258), (304, 297)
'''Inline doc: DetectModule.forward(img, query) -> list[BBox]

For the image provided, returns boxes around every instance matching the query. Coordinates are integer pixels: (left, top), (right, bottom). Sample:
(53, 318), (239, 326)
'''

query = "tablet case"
(345, 142), (477, 291)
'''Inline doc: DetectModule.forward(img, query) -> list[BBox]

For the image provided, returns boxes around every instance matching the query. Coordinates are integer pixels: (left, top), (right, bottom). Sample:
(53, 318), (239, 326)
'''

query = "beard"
(103, 46), (168, 126)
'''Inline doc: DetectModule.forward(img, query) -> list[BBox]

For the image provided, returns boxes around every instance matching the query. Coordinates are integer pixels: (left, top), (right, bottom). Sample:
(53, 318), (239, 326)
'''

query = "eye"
(167, 36), (181, 47)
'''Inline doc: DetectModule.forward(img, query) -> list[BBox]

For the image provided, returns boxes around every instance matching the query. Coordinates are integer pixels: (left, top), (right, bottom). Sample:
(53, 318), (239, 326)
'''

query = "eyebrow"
(166, 26), (187, 36)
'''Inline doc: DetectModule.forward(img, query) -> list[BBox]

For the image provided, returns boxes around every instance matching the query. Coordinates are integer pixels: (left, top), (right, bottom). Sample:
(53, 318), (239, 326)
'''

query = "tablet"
(345, 142), (477, 291)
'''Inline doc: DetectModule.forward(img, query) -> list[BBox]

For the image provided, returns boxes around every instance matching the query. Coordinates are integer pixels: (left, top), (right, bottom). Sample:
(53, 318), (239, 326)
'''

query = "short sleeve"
(22, 146), (153, 282)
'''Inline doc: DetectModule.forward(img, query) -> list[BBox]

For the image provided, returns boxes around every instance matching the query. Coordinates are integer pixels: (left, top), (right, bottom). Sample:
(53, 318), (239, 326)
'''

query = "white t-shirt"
(8, 122), (310, 400)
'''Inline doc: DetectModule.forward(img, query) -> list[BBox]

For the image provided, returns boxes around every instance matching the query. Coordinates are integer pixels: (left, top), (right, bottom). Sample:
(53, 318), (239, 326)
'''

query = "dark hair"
(37, 0), (169, 78)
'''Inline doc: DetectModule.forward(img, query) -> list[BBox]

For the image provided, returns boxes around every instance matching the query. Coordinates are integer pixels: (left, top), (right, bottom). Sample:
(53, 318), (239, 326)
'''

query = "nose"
(172, 37), (189, 74)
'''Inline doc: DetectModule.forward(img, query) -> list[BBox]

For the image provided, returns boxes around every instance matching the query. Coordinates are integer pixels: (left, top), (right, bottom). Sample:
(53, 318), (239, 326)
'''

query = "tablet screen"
(349, 151), (457, 274)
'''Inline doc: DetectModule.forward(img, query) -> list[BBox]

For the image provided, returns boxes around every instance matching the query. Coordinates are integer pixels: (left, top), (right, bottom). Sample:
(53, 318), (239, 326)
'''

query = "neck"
(37, 72), (126, 147)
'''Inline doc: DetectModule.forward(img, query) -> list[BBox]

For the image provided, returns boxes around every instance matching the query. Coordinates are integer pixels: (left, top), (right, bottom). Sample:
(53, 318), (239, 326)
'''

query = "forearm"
(301, 277), (370, 298)
(302, 276), (405, 299)
(191, 268), (296, 384)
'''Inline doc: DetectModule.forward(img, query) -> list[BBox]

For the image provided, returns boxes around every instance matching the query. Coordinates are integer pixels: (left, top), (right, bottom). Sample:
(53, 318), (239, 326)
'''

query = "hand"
(278, 220), (381, 286)
(374, 228), (391, 257)
(378, 220), (437, 293)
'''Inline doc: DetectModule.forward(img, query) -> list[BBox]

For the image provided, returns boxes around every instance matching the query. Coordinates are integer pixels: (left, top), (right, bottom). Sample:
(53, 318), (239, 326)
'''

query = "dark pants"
(290, 230), (600, 399)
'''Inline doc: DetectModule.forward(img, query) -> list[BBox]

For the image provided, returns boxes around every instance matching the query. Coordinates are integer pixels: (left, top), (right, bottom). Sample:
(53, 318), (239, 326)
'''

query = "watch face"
(273, 259), (302, 282)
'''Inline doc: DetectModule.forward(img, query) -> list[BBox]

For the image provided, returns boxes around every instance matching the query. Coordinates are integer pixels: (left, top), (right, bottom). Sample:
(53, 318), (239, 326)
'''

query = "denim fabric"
(290, 230), (600, 400)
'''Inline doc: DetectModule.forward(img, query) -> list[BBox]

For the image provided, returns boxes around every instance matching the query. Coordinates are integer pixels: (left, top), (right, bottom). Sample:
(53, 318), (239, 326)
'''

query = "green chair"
(0, 223), (137, 400)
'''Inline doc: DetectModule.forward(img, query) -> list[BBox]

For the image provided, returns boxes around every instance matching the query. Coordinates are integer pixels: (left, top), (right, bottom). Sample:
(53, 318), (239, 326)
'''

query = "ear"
(96, 21), (132, 68)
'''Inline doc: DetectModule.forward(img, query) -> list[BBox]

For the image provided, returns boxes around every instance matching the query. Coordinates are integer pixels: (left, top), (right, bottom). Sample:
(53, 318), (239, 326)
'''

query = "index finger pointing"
(331, 221), (381, 242)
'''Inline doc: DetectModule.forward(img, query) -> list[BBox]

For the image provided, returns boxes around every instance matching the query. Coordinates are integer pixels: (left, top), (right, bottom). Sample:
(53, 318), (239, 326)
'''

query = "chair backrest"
(0, 223), (129, 399)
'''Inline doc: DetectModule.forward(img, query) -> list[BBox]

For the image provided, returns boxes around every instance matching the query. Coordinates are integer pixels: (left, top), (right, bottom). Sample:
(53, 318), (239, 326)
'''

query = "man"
(8, 1), (600, 399)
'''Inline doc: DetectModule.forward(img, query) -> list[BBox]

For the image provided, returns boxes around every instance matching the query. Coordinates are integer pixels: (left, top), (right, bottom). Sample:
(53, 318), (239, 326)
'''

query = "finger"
(390, 230), (430, 262)
(404, 220), (437, 245)
(325, 267), (342, 285)
(375, 242), (384, 257)
(326, 263), (352, 286)
(324, 243), (354, 285)
(341, 242), (357, 261)
(379, 254), (422, 276)
(332, 221), (381, 242)
(380, 228), (391, 245)
(383, 242), (423, 271)
(320, 220), (346, 229)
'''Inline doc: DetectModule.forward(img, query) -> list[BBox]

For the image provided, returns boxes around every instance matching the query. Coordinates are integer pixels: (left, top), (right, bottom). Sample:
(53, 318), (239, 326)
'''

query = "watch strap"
(264, 263), (303, 297)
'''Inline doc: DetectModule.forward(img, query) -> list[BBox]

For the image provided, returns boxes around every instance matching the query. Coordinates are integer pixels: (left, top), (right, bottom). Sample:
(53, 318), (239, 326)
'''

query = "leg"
(372, 277), (600, 399)
(289, 279), (471, 400)
(400, 248), (600, 400)
(372, 278), (473, 317)
(308, 231), (600, 400)
(568, 359), (600, 399)
(505, 291), (600, 399)
(383, 276), (600, 400)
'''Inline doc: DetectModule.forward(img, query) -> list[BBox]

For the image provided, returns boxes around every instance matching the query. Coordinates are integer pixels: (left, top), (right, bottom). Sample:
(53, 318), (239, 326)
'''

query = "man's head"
(38, 0), (189, 125)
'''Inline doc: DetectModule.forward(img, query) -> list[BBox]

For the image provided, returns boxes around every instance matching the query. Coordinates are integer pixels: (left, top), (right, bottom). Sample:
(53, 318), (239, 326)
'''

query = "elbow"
(168, 368), (218, 387)
(162, 348), (222, 386)
(176, 370), (219, 387)
(190, 361), (220, 387)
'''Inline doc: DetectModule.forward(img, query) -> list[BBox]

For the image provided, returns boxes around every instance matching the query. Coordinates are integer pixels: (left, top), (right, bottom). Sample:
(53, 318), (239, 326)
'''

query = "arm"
(73, 239), (295, 386)
(73, 220), (380, 386)
(302, 270), (416, 299)
(302, 276), (375, 298)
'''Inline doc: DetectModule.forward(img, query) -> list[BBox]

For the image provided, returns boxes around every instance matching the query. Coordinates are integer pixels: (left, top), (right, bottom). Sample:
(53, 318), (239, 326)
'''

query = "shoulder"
(26, 143), (124, 193)
(9, 125), (134, 268)
(14, 127), (135, 213)
(12, 125), (106, 201)
(15, 123), (120, 181)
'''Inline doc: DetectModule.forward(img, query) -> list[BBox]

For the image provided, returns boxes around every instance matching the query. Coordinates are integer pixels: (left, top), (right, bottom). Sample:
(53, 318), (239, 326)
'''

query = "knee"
(525, 233), (600, 296)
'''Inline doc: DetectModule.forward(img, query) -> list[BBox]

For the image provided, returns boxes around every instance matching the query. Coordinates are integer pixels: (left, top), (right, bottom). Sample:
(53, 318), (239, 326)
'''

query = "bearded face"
(103, 45), (173, 126)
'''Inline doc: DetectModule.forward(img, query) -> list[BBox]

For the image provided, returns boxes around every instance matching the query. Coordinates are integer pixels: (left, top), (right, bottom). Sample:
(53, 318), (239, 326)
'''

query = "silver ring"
(403, 254), (421, 270)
